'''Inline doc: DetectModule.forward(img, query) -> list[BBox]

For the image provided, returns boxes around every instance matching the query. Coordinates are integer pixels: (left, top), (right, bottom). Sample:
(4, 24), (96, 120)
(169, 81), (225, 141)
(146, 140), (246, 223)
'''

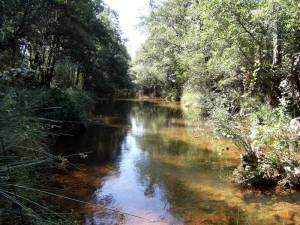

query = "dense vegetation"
(133, 0), (300, 189)
(1, 0), (131, 93)
(0, 0), (130, 224)
(2, 0), (300, 223)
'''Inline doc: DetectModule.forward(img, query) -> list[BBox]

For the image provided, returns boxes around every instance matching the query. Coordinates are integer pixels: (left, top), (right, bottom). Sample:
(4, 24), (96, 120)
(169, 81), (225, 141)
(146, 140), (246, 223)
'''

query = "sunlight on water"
(131, 117), (144, 137)
(54, 100), (300, 225)
(87, 120), (183, 225)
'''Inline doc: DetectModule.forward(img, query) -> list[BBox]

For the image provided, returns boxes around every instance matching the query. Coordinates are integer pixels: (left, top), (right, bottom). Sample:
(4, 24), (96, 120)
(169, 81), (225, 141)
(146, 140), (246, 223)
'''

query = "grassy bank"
(0, 86), (94, 225)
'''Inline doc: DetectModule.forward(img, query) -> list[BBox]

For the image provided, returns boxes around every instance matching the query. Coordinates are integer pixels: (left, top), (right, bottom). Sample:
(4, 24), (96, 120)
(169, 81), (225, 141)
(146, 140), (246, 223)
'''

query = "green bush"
(0, 87), (73, 224)
(32, 88), (95, 127)
(0, 84), (93, 224)
(211, 100), (300, 188)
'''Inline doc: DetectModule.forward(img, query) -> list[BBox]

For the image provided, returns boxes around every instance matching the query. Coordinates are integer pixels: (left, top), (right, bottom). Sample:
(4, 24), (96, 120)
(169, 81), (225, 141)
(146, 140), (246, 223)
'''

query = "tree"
(0, 0), (131, 93)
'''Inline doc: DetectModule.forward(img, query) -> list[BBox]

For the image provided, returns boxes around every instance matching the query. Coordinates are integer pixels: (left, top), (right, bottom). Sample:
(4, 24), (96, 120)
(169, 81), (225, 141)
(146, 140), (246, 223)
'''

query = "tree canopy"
(0, 0), (131, 94)
(134, 0), (300, 104)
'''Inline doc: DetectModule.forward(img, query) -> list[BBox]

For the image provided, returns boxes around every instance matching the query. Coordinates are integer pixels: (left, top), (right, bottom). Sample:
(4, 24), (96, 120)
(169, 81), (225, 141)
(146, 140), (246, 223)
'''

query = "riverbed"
(52, 99), (300, 225)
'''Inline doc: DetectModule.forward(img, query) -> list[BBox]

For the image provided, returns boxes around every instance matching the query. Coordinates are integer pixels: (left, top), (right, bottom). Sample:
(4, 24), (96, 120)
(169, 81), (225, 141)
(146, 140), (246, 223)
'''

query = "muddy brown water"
(53, 99), (300, 225)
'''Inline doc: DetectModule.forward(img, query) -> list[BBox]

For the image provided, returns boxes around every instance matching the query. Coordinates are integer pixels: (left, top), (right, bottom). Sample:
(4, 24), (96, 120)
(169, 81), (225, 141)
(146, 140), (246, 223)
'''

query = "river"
(53, 99), (300, 225)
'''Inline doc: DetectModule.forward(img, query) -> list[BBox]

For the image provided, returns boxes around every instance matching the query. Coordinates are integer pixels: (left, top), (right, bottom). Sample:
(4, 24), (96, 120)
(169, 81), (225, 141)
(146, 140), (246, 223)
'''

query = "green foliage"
(135, 0), (300, 188)
(0, 0), (131, 223)
(249, 107), (293, 153)
(0, 71), (94, 224)
(0, 85), (79, 224)
(133, 0), (193, 98)
(212, 101), (300, 188)
(135, 0), (300, 104)
(35, 88), (95, 126)
(0, 0), (131, 94)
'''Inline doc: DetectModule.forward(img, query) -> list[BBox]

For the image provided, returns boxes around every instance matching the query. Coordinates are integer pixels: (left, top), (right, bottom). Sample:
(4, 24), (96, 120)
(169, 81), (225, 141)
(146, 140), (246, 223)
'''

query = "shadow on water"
(53, 99), (300, 225)
(54, 100), (133, 164)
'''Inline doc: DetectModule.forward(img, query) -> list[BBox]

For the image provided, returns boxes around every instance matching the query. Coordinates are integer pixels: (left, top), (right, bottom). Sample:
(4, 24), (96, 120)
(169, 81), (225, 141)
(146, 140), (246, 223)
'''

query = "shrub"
(212, 101), (300, 188)
(0, 86), (80, 224)
(32, 88), (95, 127)
(0, 76), (93, 224)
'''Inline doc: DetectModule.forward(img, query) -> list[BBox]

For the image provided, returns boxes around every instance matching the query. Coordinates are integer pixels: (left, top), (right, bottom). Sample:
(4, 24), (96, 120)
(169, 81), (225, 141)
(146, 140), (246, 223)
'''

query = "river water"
(54, 99), (300, 225)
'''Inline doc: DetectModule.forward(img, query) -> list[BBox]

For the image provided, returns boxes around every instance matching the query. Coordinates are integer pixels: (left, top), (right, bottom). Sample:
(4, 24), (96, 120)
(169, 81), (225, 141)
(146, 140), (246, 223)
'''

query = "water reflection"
(55, 100), (300, 225)
(81, 101), (250, 225)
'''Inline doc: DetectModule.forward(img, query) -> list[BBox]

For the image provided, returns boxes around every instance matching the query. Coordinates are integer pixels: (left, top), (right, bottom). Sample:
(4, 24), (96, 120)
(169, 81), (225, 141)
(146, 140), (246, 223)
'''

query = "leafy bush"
(212, 101), (300, 188)
(0, 86), (81, 224)
(34, 88), (95, 127)
(0, 79), (94, 224)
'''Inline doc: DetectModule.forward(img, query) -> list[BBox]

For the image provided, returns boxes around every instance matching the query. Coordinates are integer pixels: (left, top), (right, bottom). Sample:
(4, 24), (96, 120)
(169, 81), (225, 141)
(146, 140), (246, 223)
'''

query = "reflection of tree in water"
(129, 104), (249, 224)
(55, 101), (300, 225)
(133, 135), (250, 224)
(54, 100), (133, 164)
(137, 133), (233, 175)
(143, 177), (156, 198)
(94, 99), (133, 119)
(54, 124), (127, 164)
(129, 101), (182, 133)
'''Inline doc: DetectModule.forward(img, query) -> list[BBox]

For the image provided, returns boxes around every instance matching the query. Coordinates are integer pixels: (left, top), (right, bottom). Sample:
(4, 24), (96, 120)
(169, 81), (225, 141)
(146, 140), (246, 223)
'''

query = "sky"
(104, 0), (150, 58)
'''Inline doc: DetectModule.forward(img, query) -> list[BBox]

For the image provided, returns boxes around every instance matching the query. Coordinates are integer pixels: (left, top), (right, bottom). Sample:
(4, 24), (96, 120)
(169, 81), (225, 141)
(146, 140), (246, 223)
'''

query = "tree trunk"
(272, 25), (282, 68)
(290, 30), (300, 93)
(75, 67), (81, 86)
(44, 56), (56, 88)
(291, 53), (300, 93)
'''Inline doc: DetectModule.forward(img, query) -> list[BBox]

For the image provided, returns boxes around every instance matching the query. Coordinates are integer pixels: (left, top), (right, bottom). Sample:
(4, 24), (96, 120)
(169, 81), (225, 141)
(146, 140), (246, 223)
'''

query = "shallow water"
(54, 99), (300, 225)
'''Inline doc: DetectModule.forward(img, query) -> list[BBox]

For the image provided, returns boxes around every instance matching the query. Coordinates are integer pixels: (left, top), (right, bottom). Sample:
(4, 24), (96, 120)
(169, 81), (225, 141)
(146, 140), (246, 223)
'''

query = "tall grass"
(0, 81), (94, 224)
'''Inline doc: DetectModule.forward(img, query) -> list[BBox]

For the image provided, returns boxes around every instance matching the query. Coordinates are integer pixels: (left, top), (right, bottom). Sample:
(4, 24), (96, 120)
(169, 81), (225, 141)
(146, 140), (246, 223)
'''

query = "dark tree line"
(0, 0), (131, 94)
